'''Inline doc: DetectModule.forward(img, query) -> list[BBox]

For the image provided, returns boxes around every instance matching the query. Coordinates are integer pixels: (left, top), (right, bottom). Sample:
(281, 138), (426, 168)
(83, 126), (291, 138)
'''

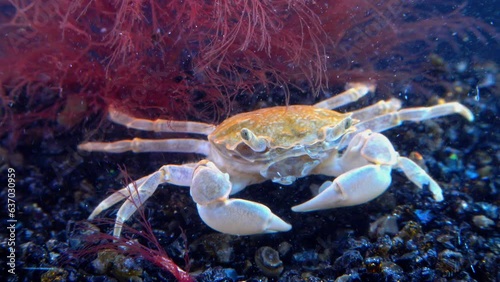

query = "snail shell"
(255, 246), (284, 277)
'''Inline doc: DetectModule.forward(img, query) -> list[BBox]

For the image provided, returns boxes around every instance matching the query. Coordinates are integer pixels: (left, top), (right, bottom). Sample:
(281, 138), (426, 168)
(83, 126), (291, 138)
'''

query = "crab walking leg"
(350, 98), (402, 122)
(314, 82), (376, 109)
(339, 102), (474, 148)
(88, 176), (149, 220)
(89, 164), (195, 238)
(357, 101), (474, 132)
(109, 107), (216, 135)
(191, 161), (291, 235)
(292, 164), (393, 212)
(79, 138), (210, 155)
(397, 157), (443, 201)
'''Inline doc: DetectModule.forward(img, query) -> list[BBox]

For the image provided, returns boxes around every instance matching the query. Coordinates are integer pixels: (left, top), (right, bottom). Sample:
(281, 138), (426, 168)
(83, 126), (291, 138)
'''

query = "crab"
(79, 83), (474, 237)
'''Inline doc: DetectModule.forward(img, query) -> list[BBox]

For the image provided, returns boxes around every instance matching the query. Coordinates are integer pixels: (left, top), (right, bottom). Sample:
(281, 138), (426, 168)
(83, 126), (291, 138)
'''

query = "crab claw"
(191, 161), (291, 235)
(197, 199), (292, 235)
(292, 164), (392, 212)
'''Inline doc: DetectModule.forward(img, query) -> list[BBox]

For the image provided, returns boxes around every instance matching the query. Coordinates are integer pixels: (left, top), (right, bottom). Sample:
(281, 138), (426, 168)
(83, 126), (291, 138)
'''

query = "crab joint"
(240, 128), (268, 152)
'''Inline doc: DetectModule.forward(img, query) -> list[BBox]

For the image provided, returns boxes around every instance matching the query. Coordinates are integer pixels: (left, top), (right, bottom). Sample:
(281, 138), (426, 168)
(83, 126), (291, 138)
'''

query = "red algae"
(69, 219), (194, 281)
(68, 166), (194, 281)
(0, 0), (492, 146)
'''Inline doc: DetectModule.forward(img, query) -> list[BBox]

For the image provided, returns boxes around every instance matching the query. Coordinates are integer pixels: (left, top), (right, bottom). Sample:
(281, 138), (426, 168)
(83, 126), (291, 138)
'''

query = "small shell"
(255, 246), (284, 277)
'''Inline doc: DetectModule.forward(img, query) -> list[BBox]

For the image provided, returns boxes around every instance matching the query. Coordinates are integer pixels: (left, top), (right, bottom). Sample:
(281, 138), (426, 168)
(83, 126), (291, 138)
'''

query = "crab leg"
(397, 157), (443, 201)
(339, 102), (474, 148)
(109, 107), (216, 135)
(350, 98), (402, 121)
(78, 138), (210, 155)
(88, 176), (150, 220)
(191, 161), (292, 235)
(314, 82), (376, 109)
(88, 164), (195, 238)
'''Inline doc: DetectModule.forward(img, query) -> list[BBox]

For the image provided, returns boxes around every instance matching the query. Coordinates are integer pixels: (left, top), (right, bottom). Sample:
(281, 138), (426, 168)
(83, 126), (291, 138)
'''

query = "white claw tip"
(264, 216), (292, 233)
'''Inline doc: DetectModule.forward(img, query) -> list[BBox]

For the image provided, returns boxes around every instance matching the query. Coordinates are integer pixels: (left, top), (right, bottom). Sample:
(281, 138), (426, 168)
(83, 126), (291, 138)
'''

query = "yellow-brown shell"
(209, 105), (349, 150)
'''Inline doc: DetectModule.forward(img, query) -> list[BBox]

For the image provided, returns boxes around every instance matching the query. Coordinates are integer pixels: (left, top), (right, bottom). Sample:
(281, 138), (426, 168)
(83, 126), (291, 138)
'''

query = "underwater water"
(0, 1), (499, 281)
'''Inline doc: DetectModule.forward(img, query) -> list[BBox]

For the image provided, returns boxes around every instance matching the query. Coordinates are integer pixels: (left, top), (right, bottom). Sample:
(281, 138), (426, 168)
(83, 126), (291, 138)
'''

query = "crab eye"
(240, 128), (268, 152)
(241, 128), (251, 140)
(344, 117), (352, 129)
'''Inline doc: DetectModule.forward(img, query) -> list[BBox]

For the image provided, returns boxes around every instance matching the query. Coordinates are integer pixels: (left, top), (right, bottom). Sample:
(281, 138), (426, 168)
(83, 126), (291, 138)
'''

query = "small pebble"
(472, 215), (495, 229)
